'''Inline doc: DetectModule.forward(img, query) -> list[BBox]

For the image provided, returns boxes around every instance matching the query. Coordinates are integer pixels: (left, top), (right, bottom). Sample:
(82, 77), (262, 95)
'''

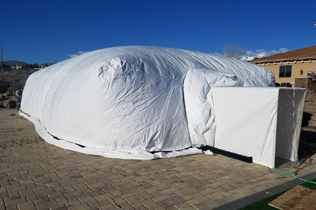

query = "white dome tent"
(21, 46), (292, 166)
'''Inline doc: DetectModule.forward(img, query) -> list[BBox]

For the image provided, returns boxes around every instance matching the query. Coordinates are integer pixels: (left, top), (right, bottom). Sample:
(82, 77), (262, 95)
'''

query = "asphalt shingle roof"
(252, 45), (316, 63)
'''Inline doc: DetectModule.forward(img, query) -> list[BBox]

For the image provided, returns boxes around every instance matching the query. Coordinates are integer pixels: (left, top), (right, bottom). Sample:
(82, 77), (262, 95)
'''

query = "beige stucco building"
(251, 45), (316, 87)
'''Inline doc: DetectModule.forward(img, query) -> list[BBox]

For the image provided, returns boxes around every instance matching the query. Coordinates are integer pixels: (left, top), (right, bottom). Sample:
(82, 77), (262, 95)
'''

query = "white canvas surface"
(21, 46), (275, 160)
(183, 68), (244, 147)
(211, 87), (306, 168)
(275, 88), (306, 162)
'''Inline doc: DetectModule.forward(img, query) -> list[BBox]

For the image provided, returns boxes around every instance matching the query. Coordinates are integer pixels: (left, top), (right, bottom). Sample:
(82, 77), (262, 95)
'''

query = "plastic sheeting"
(211, 87), (306, 168)
(184, 68), (244, 147)
(21, 46), (275, 159)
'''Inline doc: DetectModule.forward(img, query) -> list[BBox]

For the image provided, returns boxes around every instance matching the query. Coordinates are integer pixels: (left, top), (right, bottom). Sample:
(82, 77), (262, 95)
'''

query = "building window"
(279, 66), (292, 77)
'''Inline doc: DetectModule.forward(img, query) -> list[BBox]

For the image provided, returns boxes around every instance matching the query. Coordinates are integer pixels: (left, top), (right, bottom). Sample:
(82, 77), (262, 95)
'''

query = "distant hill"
(3, 60), (28, 67)
(3, 60), (55, 68)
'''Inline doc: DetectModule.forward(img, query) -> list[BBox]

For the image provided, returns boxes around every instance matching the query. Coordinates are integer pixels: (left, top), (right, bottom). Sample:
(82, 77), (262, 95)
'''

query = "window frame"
(279, 65), (292, 78)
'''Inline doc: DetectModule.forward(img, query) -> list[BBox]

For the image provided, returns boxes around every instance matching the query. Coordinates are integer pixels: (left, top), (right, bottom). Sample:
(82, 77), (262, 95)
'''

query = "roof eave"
(252, 57), (316, 63)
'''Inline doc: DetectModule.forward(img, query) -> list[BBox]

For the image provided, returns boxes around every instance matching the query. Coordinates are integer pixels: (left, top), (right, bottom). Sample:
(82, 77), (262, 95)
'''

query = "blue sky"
(2, 0), (316, 64)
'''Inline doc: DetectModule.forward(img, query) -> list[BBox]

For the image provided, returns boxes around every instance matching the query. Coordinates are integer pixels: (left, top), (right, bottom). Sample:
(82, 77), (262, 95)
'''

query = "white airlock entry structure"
(211, 87), (306, 168)
(20, 46), (294, 164)
(183, 68), (245, 147)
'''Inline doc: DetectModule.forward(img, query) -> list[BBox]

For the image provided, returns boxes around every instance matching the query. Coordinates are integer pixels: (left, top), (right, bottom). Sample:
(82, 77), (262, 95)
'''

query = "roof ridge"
(252, 45), (316, 62)
(286, 45), (316, 53)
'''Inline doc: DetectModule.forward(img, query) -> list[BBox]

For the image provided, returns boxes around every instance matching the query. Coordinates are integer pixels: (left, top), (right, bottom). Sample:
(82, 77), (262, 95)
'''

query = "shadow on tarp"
(213, 172), (316, 210)
(274, 129), (316, 168)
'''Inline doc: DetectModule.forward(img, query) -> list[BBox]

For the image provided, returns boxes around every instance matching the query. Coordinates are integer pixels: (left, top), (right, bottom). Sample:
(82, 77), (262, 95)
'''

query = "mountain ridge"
(3, 60), (29, 67)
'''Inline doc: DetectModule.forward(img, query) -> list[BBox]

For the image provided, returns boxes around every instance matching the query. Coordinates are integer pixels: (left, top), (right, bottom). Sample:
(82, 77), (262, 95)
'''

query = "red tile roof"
(252, 45), (316, 63)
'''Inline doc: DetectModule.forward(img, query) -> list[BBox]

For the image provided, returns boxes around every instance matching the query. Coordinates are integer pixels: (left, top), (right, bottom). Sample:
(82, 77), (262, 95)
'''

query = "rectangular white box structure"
(211, 87), (306, 168)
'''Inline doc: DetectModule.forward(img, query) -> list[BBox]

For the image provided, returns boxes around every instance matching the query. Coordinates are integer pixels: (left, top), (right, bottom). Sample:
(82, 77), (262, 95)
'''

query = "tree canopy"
(223, 44), (247, 60)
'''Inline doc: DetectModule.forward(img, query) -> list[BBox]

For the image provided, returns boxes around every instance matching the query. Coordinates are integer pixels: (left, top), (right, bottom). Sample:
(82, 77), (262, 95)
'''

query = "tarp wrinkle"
(22, 46), (297, 164)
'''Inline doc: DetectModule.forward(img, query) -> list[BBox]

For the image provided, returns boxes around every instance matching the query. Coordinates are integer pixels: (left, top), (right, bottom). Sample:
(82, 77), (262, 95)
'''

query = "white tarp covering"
(184, 68), (244, 147)
(21, 46), (275, 160)
(211, 87), (306, 168)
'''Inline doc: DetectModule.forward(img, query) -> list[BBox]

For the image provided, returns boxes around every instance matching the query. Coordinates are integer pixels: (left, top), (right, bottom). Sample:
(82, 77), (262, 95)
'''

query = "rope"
(274, 168), (316, 185)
